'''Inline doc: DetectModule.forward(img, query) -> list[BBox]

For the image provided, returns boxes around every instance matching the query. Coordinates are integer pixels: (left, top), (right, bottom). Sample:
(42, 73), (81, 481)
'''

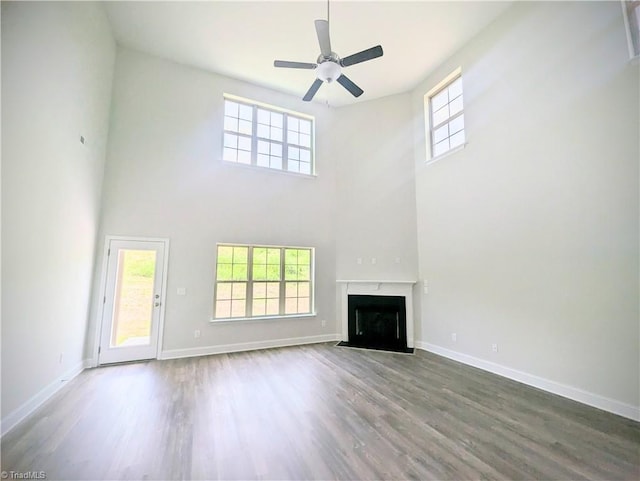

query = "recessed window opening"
(425, 70), (465, 160)
(223, 96), (314, 175)
(213, 244), (314, 320)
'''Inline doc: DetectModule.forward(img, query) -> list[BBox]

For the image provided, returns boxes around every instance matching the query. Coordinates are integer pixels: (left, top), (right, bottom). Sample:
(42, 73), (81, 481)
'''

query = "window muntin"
(214, 245), (249, 318)
(428, 75), (465, 159)
(223, 98), (314, 175)
(214, 244), (314, 320)
(284, 248), (311, 314)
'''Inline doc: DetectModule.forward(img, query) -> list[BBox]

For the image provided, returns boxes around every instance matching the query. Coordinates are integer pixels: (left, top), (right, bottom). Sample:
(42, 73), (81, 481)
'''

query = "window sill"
(210, 312), (317, 323)
(220, 159), (317, 179)
(426, 142), (467, 165)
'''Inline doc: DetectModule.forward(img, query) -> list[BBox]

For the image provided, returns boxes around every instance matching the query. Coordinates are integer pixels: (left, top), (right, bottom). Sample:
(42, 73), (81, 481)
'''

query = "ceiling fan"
(274, 16), (383, 102)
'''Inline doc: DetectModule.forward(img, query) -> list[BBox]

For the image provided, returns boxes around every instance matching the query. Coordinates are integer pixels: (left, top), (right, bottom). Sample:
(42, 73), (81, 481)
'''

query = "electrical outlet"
(451, 333), (457, 342)
(492, 343), (498, 353)
(194, 329), (201, 339)
(177, 287), (186, 296)
(371, 258), (377, 265)
(423, 281), (429, 295)
(321, 320), (327, 328)
(356, 257), (363, 265)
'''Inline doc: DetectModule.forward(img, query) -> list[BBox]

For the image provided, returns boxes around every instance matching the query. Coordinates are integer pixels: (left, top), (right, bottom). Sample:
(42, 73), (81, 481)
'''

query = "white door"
(98, 238), (168, 365)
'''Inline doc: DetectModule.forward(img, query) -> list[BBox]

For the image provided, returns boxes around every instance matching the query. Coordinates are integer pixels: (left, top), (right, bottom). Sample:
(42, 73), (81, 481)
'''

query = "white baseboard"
(161, 333), (341, 360)
(1, 359), (89, 437)
(415, 342), (640, 422)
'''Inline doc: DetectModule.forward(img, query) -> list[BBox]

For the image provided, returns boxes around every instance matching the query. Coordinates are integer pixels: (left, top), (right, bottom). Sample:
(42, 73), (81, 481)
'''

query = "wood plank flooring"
(2, 343), (639, 480)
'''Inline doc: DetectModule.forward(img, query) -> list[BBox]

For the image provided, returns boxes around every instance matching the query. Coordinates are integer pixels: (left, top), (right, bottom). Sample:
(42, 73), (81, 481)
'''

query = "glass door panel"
(110, 249), (157, 348)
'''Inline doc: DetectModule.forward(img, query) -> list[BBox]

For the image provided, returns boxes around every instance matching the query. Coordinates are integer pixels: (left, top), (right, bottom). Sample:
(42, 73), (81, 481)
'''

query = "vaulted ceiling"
(104, 1), (512, 106)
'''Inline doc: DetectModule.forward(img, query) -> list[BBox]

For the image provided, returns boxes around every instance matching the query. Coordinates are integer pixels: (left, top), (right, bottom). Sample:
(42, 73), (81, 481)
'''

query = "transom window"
(213, 244), (314, 320)
(426, 71), (465, 160)
(223, 97), (314, 175)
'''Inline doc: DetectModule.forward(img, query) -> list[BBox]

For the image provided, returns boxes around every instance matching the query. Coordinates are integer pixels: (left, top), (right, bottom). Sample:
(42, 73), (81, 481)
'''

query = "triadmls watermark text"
(1, 472), (46, 480)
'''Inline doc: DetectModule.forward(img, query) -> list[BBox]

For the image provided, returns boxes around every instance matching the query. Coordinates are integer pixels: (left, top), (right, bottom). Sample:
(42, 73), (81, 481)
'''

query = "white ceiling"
(104, 1), (513, 106)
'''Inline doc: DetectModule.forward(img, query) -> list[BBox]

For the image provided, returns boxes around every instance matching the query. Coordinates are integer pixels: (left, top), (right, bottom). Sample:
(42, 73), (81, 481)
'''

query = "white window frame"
(212, 243), (316, 322)
(424, 67), (466, 163)
(622, 0), (640, 59)
(222, 94), (315, 176)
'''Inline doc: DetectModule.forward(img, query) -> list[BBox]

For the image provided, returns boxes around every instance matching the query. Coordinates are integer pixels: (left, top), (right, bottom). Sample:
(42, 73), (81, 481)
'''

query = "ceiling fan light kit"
(316, 59), (341, 83)
(274, 16), (384, 102)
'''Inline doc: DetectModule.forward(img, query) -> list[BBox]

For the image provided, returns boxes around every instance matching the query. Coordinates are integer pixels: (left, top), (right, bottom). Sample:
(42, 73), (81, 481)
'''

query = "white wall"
(86, 48), (338, 359)
(1, 1), (115, 426)
(332, 93), (420, 337)
(412, 1), (639, 414)
(333, 93), (419, 281)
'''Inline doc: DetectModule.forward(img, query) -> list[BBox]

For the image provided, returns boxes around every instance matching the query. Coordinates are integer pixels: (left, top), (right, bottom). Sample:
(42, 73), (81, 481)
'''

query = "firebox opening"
(338, 294), (413, 353)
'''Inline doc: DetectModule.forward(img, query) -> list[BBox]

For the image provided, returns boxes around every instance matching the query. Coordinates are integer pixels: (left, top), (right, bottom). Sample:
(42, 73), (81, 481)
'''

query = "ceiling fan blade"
(337, 74), (363, 98)
(303, 78), (323, 102)
(341, 45), (384, 67)
(315, 19), (332, 58)
(274, 60), (317, 69)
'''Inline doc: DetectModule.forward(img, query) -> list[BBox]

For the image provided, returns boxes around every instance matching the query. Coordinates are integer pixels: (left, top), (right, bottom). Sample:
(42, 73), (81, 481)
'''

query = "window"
(425, 70), (465, 160)
(223, 96), (314, 175)
(623, 1), (640, 59)
(213, 244), (314, 320)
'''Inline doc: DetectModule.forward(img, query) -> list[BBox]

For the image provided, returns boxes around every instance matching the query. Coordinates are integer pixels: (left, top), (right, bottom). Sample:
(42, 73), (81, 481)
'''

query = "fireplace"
(337, 280), (416, 353)
(346, 295), (408, 352)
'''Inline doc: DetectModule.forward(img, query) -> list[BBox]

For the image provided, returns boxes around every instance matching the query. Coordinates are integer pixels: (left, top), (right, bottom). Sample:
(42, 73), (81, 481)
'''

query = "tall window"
(214, 244), (314, 320)
(223, 97), (314, 175)
(426, 71), (465, 159)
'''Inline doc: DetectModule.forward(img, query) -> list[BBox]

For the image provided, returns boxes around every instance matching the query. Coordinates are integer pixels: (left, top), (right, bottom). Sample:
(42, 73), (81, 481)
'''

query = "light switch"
(371, 258), (377, 265)
(177, 287), (186, 296)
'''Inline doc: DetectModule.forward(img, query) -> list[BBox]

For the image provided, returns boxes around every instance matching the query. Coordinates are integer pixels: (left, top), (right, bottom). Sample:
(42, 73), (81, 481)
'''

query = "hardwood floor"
(2, 343), (639, 480)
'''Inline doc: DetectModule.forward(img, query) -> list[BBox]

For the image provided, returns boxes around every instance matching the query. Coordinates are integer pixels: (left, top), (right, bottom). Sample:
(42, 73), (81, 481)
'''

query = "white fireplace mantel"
(337, 280), (417, 349)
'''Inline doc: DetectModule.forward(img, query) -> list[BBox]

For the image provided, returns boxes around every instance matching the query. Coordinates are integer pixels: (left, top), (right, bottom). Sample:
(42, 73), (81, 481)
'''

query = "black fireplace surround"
(338, 294), (413, 353)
